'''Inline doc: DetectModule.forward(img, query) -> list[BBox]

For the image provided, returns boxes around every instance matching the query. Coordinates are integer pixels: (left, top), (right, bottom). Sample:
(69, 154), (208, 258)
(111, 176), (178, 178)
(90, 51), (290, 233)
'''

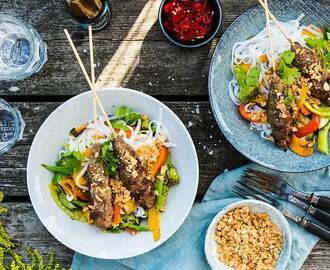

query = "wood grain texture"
(0, 0), (258, 97)
(0, 202), (329, 269)
(0, 102), (248, 197)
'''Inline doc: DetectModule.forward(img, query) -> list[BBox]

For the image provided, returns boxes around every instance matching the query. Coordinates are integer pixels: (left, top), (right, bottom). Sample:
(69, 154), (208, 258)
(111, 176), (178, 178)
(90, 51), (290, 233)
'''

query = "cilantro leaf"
(234, 65), (261, 104)
(114, 106), (141, 125)
(101, 141), (119, 177)
(278, 50), (301, 84)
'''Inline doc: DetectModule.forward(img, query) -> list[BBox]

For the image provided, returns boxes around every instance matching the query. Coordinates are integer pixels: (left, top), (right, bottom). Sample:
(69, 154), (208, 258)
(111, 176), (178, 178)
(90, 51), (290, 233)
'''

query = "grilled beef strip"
(291, 42), (330, 105)
(267, 74), (293, 149)
(86, 143), (114, 229)
(113, 136), (155, 209)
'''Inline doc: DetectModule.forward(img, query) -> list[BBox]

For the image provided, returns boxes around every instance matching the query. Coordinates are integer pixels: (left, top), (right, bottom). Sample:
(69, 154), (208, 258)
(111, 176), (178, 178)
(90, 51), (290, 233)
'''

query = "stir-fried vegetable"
(278, 51), (301, 84)
(239, 104), (266, 123)
(233, 65), (261, 104)
(295, 114), (321, 138)
(150, 146), (169, 178)
(305, 28), (330, 69)
(289, 134), (314, 157)
(101, 140), (119, 177)
(148, 208), (160, 241)
(49, 183), (87, 222)
(304, 100), (330, 117)
(318, 122), (330, 155)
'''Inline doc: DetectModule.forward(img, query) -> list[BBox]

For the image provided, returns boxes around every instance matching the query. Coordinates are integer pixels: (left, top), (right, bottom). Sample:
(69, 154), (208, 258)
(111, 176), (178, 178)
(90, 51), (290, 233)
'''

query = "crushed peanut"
(214, 207), (283, 270)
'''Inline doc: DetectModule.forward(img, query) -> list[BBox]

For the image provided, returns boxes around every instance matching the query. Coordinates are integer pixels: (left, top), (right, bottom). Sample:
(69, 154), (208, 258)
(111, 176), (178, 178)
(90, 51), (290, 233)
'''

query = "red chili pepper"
(195, 13), (204, 22)
(295, 114), (321, 138)
(202, 11), (213, 25)
(162, 0), (214, 43)
(179, 18), (192, 30)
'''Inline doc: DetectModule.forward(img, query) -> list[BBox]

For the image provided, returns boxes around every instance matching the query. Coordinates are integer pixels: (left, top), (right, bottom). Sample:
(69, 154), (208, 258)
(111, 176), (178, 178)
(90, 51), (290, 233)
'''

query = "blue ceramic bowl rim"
(158, 0), (222, 48)
(208, 0), (330, 173)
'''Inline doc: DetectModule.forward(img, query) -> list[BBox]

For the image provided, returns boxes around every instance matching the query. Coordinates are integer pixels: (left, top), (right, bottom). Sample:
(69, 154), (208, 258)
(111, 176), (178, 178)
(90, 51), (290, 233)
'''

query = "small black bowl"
(158, 0), (222, 48)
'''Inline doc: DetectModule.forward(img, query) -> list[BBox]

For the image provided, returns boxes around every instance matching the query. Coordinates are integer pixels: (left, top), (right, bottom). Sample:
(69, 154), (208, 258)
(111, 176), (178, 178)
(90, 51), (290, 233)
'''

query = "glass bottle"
(67, 0), (112, 31)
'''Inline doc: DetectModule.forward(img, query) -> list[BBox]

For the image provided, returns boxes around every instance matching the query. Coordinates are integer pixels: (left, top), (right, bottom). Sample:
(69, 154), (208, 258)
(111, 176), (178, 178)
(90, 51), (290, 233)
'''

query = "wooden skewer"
(256, 0), (294, 44)
(63, 29), (115, 135)
(264, 0), (276, 72)
(88, 26), (98, 125)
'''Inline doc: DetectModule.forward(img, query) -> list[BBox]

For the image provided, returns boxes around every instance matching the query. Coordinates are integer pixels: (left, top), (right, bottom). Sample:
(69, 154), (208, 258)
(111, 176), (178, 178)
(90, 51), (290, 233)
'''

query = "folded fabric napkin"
(72, 163), (330, 270)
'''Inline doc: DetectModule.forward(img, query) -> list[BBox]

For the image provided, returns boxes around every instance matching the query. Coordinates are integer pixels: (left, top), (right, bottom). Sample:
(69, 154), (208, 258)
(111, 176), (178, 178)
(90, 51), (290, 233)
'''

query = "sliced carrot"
(298, 83), (308, 110)
(113, 203), (121, 225)
(259, 54), (268, 63)
(83, 148), (92, 158)
(302, 29), (316, 37)
(301, 105), (311, 116)
(240, 63), (251, 72)
(150, 147), (169, 178)
(60, 177), (89, 201)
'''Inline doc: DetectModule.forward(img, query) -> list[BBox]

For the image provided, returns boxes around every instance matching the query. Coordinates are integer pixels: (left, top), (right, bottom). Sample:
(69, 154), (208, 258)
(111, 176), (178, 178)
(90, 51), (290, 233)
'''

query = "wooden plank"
(0, 0), (258, 97)
(1, 202), (329, 268)
(0, 101), (248, 197)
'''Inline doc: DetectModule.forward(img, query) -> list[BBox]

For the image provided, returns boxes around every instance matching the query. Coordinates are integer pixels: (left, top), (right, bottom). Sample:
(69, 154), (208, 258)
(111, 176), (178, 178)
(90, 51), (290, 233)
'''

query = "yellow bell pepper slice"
(148, 208), (161, 241)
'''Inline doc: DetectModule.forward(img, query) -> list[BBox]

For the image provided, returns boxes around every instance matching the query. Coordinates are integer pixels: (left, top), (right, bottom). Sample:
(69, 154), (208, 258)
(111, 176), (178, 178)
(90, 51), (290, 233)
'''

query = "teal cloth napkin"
(71, 163), (330, 270)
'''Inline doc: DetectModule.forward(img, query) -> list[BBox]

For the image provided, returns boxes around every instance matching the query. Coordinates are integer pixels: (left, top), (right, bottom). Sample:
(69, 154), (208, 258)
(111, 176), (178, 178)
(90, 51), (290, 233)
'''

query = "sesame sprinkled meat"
(267, 74), (293, 149)
(114, 136), (155, 209)
(292, 42), (330, 105)
(86, 143), (113, 230)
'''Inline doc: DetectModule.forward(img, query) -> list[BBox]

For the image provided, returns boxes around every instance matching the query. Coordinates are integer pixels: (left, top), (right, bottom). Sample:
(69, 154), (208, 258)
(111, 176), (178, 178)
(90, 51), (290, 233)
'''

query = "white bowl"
(27, 87), (199, 259)
(205, 199), (292, 270)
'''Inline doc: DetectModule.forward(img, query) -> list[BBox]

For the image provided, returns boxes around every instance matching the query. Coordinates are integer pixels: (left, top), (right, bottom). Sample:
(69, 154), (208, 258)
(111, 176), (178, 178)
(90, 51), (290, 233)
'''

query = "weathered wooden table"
(0, 0), (329, 268)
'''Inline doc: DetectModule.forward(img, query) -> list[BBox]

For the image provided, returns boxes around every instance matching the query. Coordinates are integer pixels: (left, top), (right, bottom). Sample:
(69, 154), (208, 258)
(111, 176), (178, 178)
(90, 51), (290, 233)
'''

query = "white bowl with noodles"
(205, 200), (292, 270)
(27, 87), (199, 259)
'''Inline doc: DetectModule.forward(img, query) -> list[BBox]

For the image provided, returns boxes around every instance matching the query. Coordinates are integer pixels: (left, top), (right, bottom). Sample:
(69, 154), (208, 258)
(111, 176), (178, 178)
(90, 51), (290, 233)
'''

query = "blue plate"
(209, 0), (330, 172)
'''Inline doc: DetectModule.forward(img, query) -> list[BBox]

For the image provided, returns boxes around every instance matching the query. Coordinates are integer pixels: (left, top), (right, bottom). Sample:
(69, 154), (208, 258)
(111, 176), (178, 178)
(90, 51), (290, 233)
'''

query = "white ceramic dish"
(27, 87), (199, 259)
(205, 199), (292, 270)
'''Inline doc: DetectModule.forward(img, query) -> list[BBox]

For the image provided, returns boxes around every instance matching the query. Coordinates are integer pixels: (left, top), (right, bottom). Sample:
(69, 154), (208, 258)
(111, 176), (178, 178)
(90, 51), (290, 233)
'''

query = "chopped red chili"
(162, 0), (214, 43)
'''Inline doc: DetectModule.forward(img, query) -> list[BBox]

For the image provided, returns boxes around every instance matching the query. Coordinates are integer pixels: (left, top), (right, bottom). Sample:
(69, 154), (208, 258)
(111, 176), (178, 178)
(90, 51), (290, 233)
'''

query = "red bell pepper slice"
(295, 114), (321, 138)
(239, 104), (265, 123)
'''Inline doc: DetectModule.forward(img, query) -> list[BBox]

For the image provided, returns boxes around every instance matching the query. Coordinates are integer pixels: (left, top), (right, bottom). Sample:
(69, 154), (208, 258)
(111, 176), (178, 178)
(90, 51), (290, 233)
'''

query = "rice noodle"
(228, 15), (310, 140)
(74, 162), (90, 191)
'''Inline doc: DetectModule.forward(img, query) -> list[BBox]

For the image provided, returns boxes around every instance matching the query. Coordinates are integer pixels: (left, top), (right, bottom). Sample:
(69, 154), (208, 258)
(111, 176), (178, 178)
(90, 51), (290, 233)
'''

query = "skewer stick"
(256, 0), (294, 44)
(88, 26), (97, 125)
(64, 29), (115, 135)
(264, 0), (276, 72)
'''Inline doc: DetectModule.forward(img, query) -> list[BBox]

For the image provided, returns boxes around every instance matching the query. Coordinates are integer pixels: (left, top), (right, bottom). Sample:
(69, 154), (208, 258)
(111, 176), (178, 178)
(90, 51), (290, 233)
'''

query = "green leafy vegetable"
(42, 151), (83, 176)
(101, 141), (119, 177)
(305, 33), (330, 70)
(49, 183), (87, 222)
(51, 173), (66, 185)
(278, 50), (301, 84)
(233, 65), (261, 104)
(284, 95), (295, 106)
(114, 106), (141, 125)
(111, 120), (129, 131)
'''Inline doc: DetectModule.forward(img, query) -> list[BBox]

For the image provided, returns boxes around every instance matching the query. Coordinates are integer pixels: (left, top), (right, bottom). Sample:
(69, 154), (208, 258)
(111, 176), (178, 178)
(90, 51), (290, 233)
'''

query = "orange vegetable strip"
(289, 134), (314, 157)
(150, 147), (169, 178)
(113, 204), (121, 225)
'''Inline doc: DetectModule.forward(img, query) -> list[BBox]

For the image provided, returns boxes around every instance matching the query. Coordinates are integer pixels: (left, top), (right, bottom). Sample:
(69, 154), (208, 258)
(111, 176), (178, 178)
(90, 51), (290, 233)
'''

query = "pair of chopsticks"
(259, 0), (295, 73)
(64, 27), (115, 135)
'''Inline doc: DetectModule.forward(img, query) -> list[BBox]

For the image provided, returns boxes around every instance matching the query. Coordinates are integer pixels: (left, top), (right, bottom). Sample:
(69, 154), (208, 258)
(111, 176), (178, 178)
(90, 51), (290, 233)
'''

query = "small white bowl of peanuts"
(204, 199), (292, 270)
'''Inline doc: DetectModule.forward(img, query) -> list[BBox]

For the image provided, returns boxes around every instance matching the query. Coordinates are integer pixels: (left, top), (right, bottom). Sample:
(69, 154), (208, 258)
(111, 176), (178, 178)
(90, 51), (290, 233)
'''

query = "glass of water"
(0, 14), (47, 81)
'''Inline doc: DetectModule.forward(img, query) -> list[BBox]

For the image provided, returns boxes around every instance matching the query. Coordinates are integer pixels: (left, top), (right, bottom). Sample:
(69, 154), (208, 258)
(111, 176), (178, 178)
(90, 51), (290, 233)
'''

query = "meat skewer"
(114, 136), (156, 209)
(257, 0), (330, 106)
(262, 0), (293, 148)
(87, 144), (114, 229)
